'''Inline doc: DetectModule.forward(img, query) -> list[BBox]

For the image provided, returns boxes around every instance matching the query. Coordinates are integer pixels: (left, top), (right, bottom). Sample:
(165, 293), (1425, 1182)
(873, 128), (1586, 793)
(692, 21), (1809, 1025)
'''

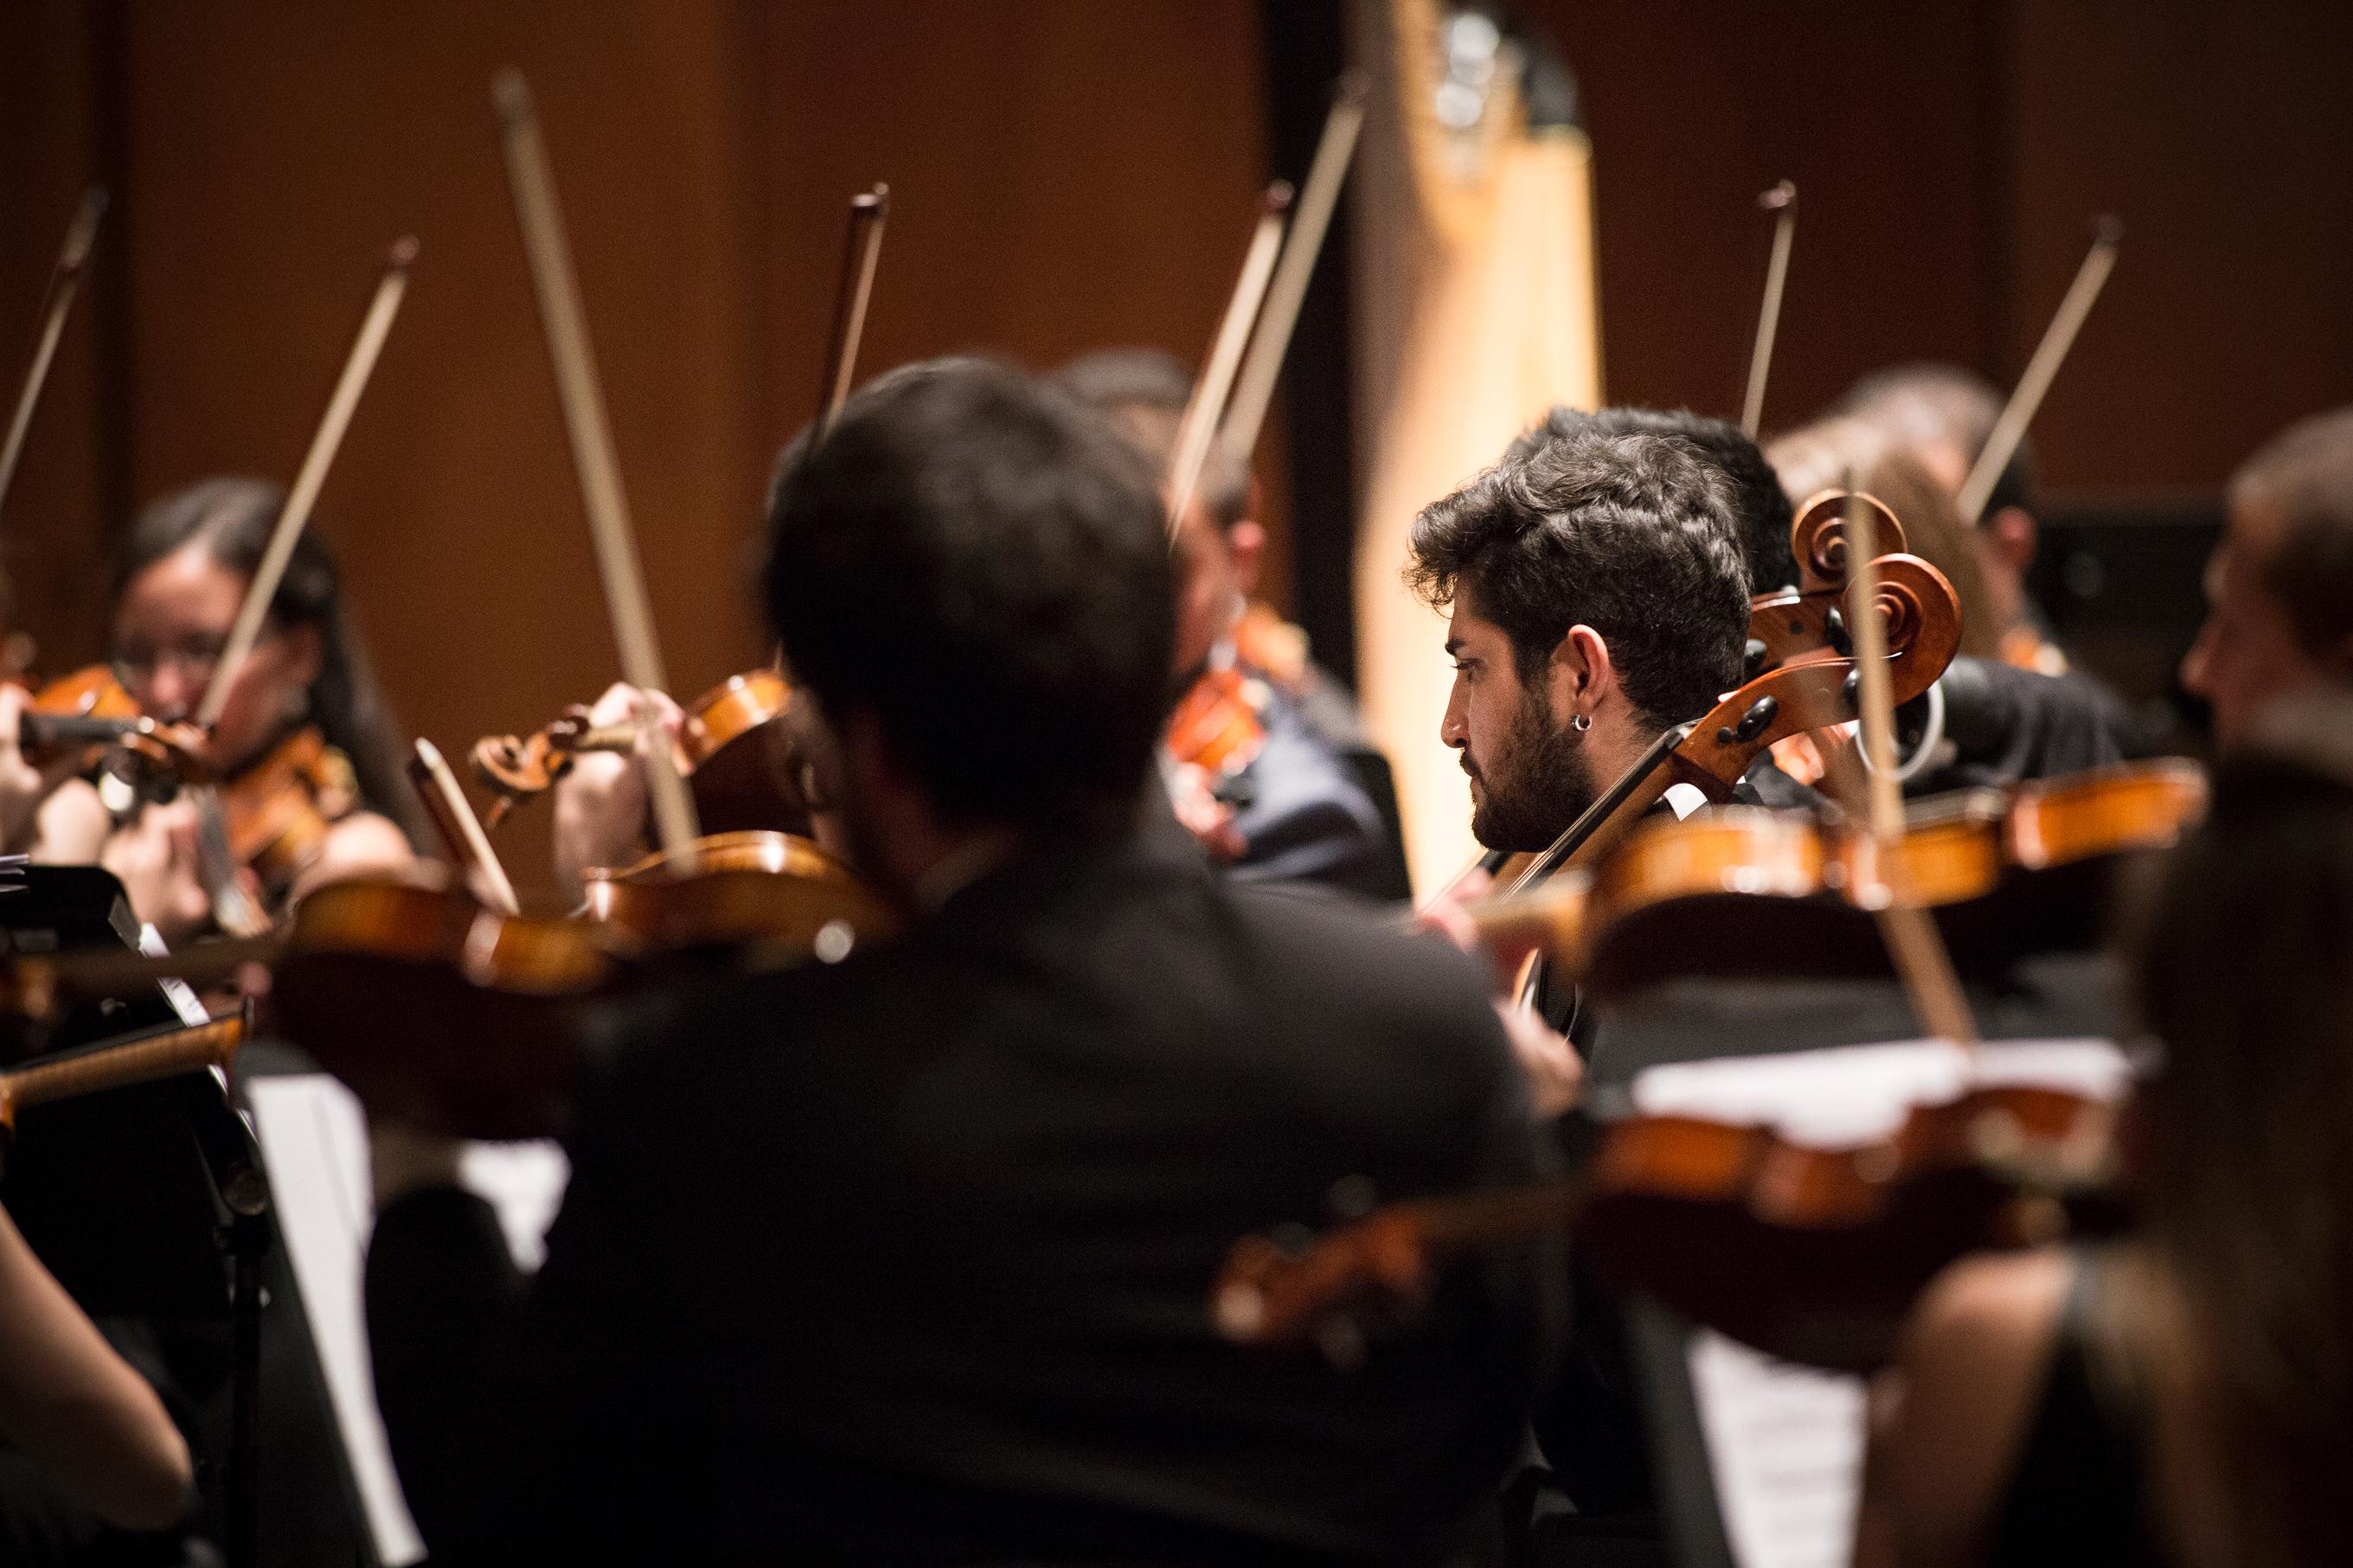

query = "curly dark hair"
(1407, 428), (1750, 729)
(764, 357), (1174, 834)
(1507, 406), (1796, 593)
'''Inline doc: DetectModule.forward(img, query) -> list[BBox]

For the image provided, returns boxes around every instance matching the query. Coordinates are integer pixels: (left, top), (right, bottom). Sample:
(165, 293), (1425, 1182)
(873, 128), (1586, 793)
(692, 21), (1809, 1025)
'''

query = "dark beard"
(1467, 688), (1595, 852)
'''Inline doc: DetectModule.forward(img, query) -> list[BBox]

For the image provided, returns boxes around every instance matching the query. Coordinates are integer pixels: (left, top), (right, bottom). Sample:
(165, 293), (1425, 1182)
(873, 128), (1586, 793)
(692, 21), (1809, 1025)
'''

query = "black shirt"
(366, 827), (1559, 1565)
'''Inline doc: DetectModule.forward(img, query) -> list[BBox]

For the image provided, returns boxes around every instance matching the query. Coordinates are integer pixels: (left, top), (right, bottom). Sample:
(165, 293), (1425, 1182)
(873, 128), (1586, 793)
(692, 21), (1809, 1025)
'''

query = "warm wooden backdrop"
(6, 2), (2350, 895)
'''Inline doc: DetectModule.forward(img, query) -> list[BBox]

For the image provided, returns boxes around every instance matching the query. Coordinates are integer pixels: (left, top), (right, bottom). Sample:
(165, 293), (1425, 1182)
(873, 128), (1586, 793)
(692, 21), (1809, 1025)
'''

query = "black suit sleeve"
(363, 1021), (660, 1560)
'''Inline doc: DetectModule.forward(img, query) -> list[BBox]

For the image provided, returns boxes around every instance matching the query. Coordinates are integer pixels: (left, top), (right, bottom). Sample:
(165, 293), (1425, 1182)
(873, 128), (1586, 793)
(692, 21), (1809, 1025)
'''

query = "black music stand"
(0, 866), (276, 1567)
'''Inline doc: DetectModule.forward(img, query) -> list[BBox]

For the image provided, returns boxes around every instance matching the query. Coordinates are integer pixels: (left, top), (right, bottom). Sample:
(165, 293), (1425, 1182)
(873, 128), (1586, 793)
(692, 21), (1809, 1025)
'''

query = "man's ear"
(1984, 505), (2038, 576)
(1546, 624), (1615, 721)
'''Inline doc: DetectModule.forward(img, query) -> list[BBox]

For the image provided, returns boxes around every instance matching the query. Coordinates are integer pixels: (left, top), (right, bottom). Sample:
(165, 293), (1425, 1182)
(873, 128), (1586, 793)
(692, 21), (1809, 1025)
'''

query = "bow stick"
(813, 185), (890, 441)
(1955, 217), (2121, 525)
(196, 239), (416, 730)
(407, 737), (519, 916)
(1739, 180), (1797, 439)
(1218, 75), (1366, 469)
(1836, 486), (1978, 1043)
(493, 68), (699, 859)
(1166, 182), (1293, 541)
(0, 189), (107, 526)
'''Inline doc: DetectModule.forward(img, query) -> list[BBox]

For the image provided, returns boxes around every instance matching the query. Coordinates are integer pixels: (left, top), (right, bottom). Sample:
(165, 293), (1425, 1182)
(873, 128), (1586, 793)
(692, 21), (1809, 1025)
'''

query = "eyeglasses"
(111, 637), (230, 692)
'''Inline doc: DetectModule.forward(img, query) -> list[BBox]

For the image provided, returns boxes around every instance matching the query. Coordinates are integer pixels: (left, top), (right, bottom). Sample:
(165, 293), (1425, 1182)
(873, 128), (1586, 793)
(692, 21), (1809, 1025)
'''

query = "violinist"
(2179, 405), (2353, 747)
(1767, 415), (2145, 791)
(1857, 696), (2353, 1568)
(1408, 424), (1754, 1058)
(1830, 363), (2071, 675)
(1057, 349), (1409, 899)
(99, 478), (420, 939)
(362, 358), (1553, 1564)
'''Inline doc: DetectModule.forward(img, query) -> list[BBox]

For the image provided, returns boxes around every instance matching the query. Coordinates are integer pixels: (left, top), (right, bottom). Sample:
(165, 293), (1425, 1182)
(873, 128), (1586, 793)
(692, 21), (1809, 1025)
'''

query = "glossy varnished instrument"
(471, 669), (810, 835)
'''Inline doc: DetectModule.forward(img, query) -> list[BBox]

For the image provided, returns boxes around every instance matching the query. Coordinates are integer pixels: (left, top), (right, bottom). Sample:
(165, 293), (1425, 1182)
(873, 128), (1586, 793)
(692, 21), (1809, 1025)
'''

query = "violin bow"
(1739, 180), (1797, 440)
(0, 1014), (247, 1133)
(0, 188), (106, 527)
(813, 185), (889, 442)
(493, 68), (699, 859)
(407, 737), (521, 916)
(196, 238), (417, 731)
(1217, 74), (1367, 470)
(1166, 182), (1293, 543)
(1955, 217), (2121, 525)
(1834, 487), (1978, 1044)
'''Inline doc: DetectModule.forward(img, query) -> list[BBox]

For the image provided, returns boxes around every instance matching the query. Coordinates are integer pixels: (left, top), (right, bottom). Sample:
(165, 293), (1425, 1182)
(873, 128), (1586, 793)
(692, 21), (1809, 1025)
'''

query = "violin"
(1465, 759), (2207, 995)
(471, 669), (811, 835)
(12, 665), (211, 784)
(1212, 1070), (2128, 1373)
(580, 829), (896, 957)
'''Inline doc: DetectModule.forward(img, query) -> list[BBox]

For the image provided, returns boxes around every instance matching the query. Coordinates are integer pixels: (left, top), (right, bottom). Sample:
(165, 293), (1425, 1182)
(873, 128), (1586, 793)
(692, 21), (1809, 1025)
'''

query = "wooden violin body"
(1471, 759), (2205, 995)
(581, 829), (897, 957)
(217, 726), (357, 905)
(1215, 1073), (2129, 1373)
(472, 669), (811, 835)
(15, 666), (212, 784)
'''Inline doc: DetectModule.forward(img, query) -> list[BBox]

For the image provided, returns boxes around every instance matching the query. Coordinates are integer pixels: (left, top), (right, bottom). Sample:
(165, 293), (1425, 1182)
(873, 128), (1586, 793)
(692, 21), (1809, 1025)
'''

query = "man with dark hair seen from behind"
(2183, 404), (2353, 746)
(362, 357), (1554, 1565)
(1057, 348), (1412, 900)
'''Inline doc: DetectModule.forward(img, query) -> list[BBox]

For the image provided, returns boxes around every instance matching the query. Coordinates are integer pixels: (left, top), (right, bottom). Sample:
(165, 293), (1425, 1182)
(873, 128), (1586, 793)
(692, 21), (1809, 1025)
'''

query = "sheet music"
(246, 1074), (568, 1567)
(1688, 1330), (1865, 1568)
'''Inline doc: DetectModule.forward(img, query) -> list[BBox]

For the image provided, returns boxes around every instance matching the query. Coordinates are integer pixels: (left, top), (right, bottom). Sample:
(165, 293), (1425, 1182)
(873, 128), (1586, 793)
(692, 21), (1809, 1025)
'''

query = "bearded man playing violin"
(1410, 426), (1754, 1059)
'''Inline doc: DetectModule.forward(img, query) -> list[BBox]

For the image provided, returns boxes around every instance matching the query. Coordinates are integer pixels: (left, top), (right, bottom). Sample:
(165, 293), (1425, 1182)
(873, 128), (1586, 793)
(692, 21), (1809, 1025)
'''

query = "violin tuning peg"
(1742, 637), (1769, 679)
(1842, 668), (1863, 715)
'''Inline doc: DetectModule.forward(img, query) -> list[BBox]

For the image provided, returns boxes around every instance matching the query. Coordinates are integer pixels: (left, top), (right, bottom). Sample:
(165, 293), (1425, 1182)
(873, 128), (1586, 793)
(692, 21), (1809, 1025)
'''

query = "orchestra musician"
(2179, 405), (2353, 747)
(361, 357), (1555, 1564)
(97, 478), (420, 938)
(1407, 422), (1754, 1062)
(1056, 348), (1410, 899)
(1768, 414), (2146, 791)
(1857, 695), (2353, 1568)
(1407, 422), (1758, 1559)
(1831, 362), (2071, 674)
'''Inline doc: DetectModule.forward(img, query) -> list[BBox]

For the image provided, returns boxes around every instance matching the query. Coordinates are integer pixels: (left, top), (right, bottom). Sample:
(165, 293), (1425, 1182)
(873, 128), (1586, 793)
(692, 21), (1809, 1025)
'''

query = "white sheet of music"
(1688, 1329), (1865, 1568)
(1632, 1036), (2132, 1568)
(247, 1074), (568, 1568)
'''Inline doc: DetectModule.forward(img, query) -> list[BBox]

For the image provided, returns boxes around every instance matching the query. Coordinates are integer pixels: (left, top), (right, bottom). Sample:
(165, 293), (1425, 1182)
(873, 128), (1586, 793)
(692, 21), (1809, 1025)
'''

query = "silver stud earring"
(1571, 711), (1592, 733)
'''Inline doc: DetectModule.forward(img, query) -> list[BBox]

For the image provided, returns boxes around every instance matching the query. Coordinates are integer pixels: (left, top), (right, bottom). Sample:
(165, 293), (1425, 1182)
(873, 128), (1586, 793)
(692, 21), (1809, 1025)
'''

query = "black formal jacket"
(367, 826), (1558, 1566)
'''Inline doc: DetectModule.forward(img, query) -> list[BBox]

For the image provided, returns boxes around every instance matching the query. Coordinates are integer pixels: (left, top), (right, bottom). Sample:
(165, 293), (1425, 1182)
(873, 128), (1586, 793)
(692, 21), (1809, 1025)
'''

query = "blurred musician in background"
(1831, 362), (2069, 674)
(2180, 405), (2353, 748)
(1057, 349), (1411, 899)
(1859, 696), (2353, 1568)
(1769, 414), (2145, 791)
(99, 478), (419, 939)
(363, 358), (1553, 1565)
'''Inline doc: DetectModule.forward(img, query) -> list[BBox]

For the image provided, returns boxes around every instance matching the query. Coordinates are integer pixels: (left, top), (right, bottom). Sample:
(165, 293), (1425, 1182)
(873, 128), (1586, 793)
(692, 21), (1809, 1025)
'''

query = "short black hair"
(1507, 406), (1796, 591)
(1052, 347), (1252, 532)
(2230, 405), (2353, 662)
(1834, 362), (2038, 522)
(1407, 429), (1750, 728)
(763, 358), (1175, 833)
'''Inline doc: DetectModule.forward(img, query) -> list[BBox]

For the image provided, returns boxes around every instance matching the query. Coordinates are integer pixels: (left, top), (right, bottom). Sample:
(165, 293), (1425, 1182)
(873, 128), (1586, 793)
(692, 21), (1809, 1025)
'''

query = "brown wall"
(1534, 0), (2353, 493)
